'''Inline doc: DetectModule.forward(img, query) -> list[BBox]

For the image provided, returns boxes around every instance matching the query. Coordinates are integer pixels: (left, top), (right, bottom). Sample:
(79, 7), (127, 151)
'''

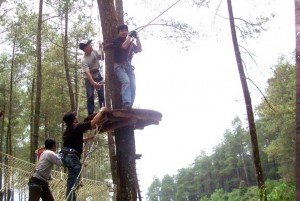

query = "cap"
(63, 112), (76, 126)
(79, 39), (92, 51)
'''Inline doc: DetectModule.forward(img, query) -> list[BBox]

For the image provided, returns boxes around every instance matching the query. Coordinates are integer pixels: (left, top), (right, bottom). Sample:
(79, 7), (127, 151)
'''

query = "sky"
(118, 0), (296, 199)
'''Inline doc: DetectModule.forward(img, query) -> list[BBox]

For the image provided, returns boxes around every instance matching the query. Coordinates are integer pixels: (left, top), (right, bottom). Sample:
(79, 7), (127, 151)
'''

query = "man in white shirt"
(79, 40), (105, 115)
(28, 138), (62, 201)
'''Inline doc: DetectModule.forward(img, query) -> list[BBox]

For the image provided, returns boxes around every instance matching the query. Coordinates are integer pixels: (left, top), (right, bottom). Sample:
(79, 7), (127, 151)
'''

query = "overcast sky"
(120, 0), (296, 199)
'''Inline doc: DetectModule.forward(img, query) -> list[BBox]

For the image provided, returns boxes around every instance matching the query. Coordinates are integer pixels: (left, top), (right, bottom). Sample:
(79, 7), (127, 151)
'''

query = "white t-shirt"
(32, 149), (62, 182)
(81, 50), (103, 78)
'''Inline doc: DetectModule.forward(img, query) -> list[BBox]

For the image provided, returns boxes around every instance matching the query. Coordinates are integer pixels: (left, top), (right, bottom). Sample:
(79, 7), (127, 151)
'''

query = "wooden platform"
(84, 109), (162, 133)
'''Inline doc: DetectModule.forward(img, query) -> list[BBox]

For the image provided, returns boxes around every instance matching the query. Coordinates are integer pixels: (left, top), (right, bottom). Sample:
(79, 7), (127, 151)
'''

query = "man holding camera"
(113, 24), (142, 109)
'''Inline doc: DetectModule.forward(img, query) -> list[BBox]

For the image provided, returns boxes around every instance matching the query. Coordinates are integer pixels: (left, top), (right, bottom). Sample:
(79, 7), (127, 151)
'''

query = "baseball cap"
(79, 39), (92, 51)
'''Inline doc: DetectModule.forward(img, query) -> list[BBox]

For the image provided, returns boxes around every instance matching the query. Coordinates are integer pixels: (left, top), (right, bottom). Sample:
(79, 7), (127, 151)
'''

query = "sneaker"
(122, 103), (132, 109)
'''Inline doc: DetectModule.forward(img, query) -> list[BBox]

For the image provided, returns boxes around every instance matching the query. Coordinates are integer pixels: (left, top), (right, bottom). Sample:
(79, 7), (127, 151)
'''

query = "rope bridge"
(0, 109), (162, 200)
(0, 151), (111, 201)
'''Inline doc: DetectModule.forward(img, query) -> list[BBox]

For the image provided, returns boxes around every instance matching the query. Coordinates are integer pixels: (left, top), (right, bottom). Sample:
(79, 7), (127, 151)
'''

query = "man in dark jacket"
(61, 107), (107, 201)
(113, 24), (142, 109)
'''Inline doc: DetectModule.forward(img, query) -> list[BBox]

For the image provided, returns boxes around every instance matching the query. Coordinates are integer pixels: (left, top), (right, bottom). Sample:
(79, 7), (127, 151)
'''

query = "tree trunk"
(74, 37), (79, 110)
(295, 0), (300, 199)
(97, 0), (139, 200)
(7, 36), (16, 156)
(115, 0), (124, 24)
(0, 84), (6, 201)
(226, 0), (265, 199)
(30, 76), (35, 162)
(97, 1), (118, 200)
(6, 37), (14, 198)
(32, 0), (43, 163)
(63, 0), (75, 111)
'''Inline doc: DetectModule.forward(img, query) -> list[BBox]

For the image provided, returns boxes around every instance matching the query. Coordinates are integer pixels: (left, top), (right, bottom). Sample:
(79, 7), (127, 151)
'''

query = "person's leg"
(40, 183), (55, 201)
(95, 77), (105, 107)
(28, 178), (42, 201)
(126, 66), (136, 106)
(64, 154), (81, 201)
(85, 79), (95, 115)
(114, 64), (132, 107)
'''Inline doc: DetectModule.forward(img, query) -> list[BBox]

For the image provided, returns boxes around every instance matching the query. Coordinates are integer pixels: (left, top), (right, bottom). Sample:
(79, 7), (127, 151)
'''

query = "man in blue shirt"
(113, 24), (142, 109)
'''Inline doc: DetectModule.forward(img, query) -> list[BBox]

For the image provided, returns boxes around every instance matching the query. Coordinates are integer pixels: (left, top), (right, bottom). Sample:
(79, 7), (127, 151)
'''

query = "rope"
(135, 0), (182, 33)
(0, 151), (110, 201)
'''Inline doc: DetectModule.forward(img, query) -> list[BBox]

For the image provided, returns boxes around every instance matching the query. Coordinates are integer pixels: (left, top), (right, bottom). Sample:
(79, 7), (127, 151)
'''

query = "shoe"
(122, 103), (132, 109)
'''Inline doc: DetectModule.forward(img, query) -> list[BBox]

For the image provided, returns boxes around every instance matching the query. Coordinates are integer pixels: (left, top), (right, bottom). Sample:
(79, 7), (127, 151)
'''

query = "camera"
(129, 30), (137, 38)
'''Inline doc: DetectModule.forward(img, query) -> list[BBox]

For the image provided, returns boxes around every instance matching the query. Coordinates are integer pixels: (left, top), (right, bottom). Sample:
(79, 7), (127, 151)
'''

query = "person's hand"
(99, 42), (103, 49)
(99, 107), (108, 113)
(93, 82), (101, 90)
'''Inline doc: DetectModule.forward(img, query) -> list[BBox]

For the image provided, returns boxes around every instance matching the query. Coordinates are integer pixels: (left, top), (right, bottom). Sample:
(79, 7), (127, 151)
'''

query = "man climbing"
(79, 39), (105, 115)
(113, 24), (142, 109)
(28, 138), (63, 201)
(61, 107), (107, 201)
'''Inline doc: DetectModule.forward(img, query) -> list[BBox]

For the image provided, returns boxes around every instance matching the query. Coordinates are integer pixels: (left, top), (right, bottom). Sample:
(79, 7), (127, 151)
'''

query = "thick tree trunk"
(97, 1), (118, 200)
(115, 0), (124, 24)
(295, 0), (300, 200)
(32, 0), (43, 163)
(97, 1), (139, 200)
(226, 0), (265, 199)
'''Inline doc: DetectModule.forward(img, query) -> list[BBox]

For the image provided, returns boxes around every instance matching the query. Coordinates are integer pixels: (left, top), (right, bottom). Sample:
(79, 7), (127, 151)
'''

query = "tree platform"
(84, 109), (162, 133)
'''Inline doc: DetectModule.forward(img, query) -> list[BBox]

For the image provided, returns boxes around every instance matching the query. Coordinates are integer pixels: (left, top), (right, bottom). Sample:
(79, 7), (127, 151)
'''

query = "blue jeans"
(85, 74), (105, 115)
(114, 62), (136, 107)
(62, 153), (81, 201)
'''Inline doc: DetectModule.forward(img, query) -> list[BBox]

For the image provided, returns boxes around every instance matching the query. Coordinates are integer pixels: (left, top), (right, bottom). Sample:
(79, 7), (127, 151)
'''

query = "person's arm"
(135, 34), (142, 53)
(121, 36), (133, 49)
(49, 151), (63, 166)
(84, 67), (100, 90)
(83, 107), (108, 142)
(91, 107), (108, 127)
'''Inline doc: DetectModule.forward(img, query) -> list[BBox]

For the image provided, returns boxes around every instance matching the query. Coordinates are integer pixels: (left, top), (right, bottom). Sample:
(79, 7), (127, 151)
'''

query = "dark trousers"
(28, 177), (54, 201)
(85, 74), (105, 115)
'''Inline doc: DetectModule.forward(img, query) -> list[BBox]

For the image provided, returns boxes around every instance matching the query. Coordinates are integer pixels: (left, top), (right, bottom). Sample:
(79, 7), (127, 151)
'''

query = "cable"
(135, 0), (182, 33)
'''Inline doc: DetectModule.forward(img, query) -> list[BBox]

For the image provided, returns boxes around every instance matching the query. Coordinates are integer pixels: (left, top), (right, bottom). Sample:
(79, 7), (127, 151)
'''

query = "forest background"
(0, 0), (296, 200)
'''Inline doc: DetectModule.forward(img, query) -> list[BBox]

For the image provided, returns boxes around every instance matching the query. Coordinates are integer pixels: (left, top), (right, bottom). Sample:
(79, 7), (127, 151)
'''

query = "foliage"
(147, 176), (161, 201)
(256, 55), (295, 182)
(266, 180), (295, 201)
(160, 174), (176, 201)
(146, 56), (295, 200)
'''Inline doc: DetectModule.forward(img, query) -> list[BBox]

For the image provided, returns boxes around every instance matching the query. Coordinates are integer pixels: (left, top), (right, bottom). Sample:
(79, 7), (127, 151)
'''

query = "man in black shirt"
(113, 24), (142, 109)
(61, 107), (107, 201)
